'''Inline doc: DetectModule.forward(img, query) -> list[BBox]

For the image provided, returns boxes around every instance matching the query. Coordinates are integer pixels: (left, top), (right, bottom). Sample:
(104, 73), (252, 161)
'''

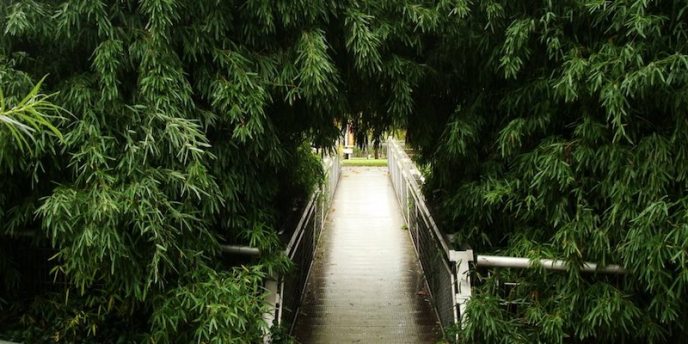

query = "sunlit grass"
(342, 158), (388, 167)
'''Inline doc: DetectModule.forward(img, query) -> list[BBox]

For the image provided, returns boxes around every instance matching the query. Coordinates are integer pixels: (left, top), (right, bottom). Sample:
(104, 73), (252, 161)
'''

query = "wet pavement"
(292, 167), (440, 343)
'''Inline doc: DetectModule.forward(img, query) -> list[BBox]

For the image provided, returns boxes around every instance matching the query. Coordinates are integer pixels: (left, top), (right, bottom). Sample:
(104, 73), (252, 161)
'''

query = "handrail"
(475, 255), (625, 274)
(284, 155), (338, 257)
(220, 245), (261, 256)
(386, 137), (626, 333)
(387, 139), (451, 256)
(284, 192), (319, 256)
(268, 151), (341, 338)
(387, 138), (458, 330)
(451, 251), (626, 329)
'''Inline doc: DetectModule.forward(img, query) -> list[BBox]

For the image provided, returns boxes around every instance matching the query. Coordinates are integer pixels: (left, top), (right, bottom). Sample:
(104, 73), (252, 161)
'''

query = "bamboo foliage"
(0, 78), (63, 152)
(404, 1), (688, 343)
(0, 1), (354, 342)
(2, 0), (688, 343)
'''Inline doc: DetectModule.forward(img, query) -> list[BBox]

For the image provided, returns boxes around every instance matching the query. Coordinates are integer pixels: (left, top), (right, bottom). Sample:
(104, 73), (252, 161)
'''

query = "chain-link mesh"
(387, 139), (458, 331)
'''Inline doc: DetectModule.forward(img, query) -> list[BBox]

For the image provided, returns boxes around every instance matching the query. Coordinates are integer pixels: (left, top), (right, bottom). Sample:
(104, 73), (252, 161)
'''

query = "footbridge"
(262, 139), (624, 343)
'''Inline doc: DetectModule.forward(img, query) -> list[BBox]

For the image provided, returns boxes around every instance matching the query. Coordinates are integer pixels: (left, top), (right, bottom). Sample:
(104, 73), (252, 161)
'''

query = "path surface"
(292, 166), (439, 343)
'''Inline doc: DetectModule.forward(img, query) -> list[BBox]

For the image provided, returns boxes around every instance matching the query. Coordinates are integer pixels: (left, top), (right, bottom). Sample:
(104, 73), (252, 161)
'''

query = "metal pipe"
(220, 245), (261, 256)
(285, 193), (318, 255)
(475, 255), (625, 274)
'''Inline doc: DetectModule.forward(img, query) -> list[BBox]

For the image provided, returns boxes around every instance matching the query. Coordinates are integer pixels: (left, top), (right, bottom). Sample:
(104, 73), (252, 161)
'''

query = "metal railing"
(387, 138), (626, 333)
(387, 138), (458, 330)
(452, 250), (625, 328)
(272, 153), (341, 334)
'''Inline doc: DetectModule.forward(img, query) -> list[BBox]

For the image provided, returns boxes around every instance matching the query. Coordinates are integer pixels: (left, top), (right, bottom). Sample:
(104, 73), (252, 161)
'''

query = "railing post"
(450, 250), (474, 329)
(262, 277), (280, 343)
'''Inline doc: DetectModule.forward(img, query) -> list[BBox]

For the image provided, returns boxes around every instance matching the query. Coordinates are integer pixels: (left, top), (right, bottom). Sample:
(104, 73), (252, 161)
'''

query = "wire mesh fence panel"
(387, 138), (458, 331)
(409, 193), (419, 252)
(314, 197), (323, 242)
(415, 210), (457, 329)
(438, 259), (458, 329)
(274, 153), (341, 333)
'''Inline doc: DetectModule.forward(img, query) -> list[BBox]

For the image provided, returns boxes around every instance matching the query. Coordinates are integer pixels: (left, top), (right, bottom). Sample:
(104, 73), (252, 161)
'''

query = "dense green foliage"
(0, 1), (346, 342)
(3, 0), (688, 343)
(0, 0), (427, 342)
(0, 78), (63, 151)
(400, 1), (688, 343)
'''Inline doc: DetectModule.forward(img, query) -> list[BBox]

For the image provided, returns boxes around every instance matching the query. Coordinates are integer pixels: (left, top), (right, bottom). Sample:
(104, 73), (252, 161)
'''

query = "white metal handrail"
(452, 251), (625, 329)
(386, 138), (626, 332)
(268, 152), (341, 338)
(387, 138), (458, 330)
(475, 255), (625, 274)
(387, 140), (451, 255)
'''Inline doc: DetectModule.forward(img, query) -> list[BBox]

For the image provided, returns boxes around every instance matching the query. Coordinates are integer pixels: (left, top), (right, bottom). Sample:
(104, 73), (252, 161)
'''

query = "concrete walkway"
(292, 167), (439, 343)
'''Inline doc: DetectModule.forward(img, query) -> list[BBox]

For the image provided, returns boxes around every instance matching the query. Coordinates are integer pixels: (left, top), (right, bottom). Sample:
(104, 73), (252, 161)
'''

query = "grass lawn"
(342, 158), (388, 167)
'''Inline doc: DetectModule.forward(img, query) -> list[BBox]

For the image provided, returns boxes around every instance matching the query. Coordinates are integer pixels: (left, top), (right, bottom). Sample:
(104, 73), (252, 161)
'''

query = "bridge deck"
(293, 167), (439, 343)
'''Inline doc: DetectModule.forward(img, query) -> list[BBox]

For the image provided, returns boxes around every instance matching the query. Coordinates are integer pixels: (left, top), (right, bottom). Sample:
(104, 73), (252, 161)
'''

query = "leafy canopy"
(3, 0), (688, 343)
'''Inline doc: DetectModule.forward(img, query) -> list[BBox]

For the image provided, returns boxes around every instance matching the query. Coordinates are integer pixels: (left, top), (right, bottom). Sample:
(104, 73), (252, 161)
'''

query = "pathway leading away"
(292, 166), (439, 343)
